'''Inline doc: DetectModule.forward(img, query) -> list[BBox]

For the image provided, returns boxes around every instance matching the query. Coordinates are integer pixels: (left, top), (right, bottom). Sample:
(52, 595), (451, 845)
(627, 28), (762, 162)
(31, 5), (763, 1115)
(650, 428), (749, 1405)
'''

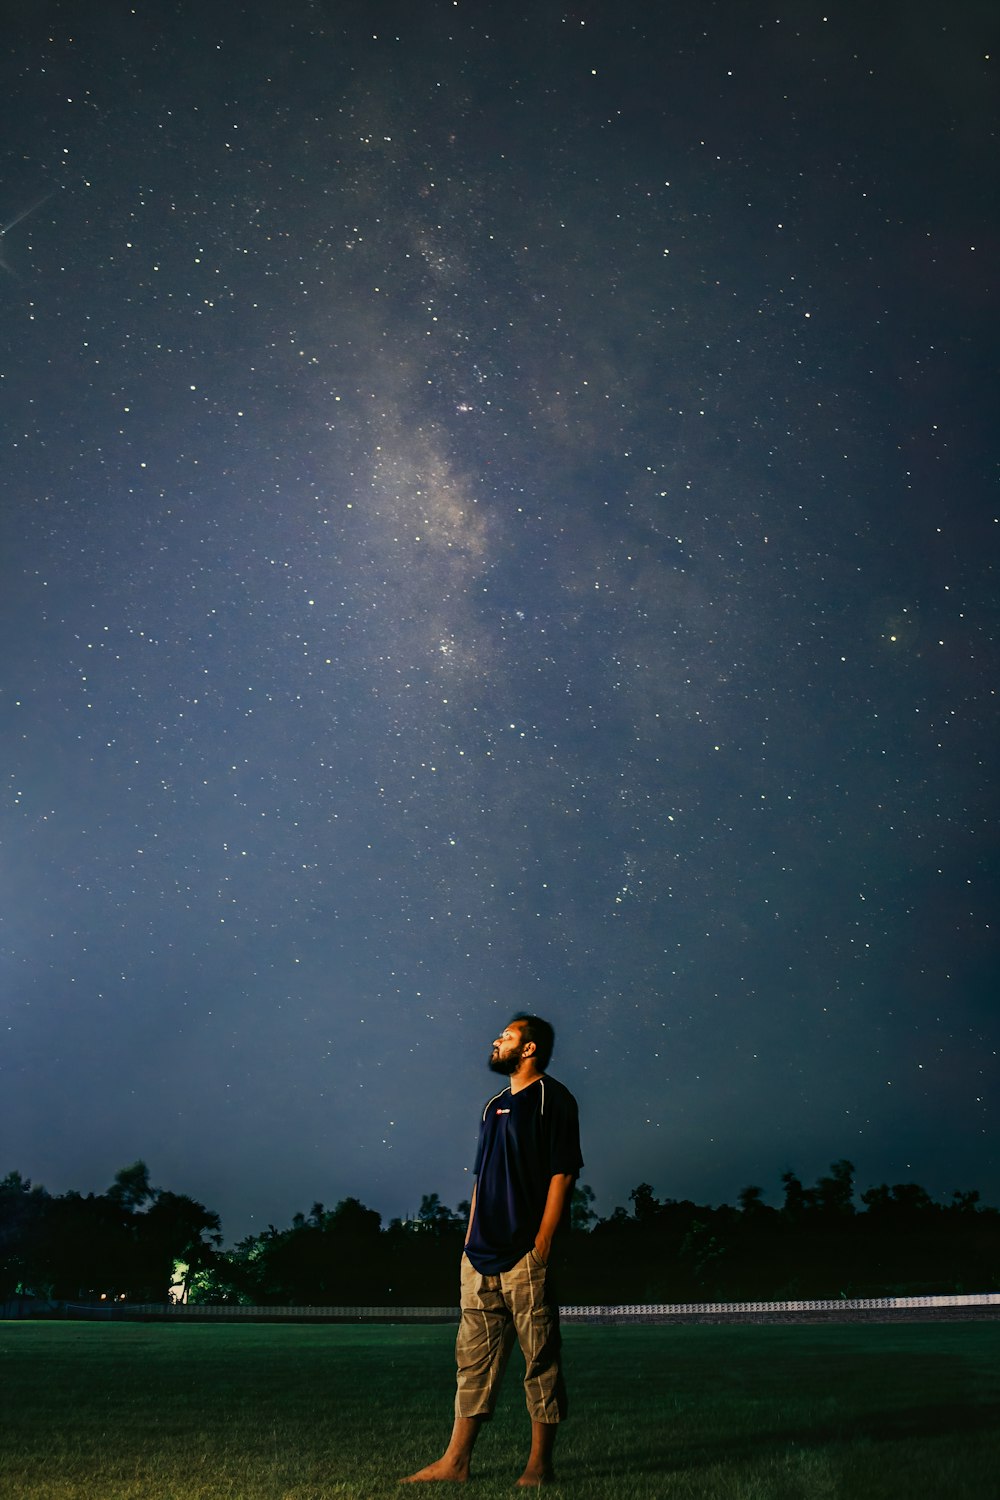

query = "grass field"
(1, 1320), (998, 1499)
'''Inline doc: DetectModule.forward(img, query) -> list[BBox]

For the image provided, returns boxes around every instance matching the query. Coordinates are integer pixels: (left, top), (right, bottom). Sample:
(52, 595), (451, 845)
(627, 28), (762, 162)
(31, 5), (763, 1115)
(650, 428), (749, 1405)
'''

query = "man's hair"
(509, 1013), (555, 1071)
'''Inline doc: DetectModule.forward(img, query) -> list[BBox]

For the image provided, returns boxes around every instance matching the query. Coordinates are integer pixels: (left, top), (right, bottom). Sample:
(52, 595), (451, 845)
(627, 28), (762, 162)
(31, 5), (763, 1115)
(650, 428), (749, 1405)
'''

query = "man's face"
(489, 1023), (529, 1075)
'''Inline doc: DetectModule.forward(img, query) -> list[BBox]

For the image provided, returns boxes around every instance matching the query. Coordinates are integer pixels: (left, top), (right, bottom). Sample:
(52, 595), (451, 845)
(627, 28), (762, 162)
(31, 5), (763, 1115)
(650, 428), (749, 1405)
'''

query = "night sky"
(2, 1), (996, 1245)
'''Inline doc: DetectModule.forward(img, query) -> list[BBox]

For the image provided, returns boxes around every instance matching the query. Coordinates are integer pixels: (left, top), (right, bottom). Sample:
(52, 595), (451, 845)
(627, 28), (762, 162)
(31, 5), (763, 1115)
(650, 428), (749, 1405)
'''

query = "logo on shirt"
(496, 1107), (511, 1115)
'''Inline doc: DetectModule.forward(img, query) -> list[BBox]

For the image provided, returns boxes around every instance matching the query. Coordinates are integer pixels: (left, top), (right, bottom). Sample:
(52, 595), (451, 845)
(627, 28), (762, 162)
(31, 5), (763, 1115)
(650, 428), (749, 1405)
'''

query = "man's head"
(488, 1013), (555, 1075)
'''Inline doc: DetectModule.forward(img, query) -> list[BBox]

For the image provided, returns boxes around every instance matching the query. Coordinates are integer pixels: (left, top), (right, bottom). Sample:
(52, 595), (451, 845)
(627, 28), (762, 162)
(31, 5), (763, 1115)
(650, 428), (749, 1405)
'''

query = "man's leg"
(400, 1255), (514, 1483)
(516, 1420), (558, 1488)
(501, 1249), (566, 1484)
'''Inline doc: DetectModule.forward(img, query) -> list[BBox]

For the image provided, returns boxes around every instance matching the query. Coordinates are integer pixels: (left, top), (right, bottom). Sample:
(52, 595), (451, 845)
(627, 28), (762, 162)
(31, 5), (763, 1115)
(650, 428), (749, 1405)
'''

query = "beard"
(488, 1043), (524, 1075)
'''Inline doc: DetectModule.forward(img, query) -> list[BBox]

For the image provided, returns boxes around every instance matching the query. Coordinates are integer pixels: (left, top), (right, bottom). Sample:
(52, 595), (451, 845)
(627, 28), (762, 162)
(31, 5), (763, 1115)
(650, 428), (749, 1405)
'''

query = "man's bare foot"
(401, 1417), (481, 1482)
(515, 1467), (555, 1487)
(399, 1455), (471, 1483)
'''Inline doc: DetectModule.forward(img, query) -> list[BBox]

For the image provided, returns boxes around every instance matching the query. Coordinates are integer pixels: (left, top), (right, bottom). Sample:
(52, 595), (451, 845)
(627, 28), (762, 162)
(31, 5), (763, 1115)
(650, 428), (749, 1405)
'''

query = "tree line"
(0, 1162), (221, 1306)
(2, 1159), (997, 1308)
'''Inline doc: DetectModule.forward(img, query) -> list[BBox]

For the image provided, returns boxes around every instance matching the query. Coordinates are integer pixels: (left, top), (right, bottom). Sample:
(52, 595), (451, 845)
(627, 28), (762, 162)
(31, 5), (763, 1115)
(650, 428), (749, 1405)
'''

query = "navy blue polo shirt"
(465, 1074), (583, 1275)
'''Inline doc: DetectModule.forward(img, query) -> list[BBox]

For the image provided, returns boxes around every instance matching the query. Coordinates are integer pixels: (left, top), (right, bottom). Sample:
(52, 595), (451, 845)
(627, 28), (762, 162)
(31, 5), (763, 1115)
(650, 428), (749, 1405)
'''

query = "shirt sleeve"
(546, 1086), (583, 1177)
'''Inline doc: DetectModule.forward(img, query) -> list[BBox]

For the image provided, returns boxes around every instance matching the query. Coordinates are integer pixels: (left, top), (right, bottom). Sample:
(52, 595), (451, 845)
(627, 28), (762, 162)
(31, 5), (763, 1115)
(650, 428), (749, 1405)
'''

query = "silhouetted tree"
(106, 1161), (154, 1213)
(678, 1219), (731, 1296)
(861, 1182), (935, 1222)
(780, 1170), (813, 1219)
(629, 1182), (662, 1228)
(414, 1193), (457, 1232)
(327, 1196), (382, 1237)
(43, 1189), (133, 1300)
(737, 1185), (767, 1216)
(138, 1190), (222, 1300)
(570, 1182), (597, 1232)
(0, 1172), (51, 1299)
(815, 1159), (856, 1217)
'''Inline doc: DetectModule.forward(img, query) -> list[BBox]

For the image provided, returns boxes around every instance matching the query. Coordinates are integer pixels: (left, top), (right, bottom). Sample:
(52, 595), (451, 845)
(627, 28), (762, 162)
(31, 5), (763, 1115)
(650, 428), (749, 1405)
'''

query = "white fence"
(111, 1291), (1000, 1321)
(571, 1293), (1000, 1315)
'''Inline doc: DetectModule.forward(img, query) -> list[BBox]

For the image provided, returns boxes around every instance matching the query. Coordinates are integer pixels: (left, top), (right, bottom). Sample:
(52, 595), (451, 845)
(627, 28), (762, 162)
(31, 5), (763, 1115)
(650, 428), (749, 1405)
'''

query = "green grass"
(1, 1320), (998, 1498)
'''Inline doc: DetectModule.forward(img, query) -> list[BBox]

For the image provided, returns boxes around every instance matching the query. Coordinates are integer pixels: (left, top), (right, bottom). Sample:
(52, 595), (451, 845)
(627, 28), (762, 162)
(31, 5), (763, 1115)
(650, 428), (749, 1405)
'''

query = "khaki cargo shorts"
(454, 1249), (567, 1423)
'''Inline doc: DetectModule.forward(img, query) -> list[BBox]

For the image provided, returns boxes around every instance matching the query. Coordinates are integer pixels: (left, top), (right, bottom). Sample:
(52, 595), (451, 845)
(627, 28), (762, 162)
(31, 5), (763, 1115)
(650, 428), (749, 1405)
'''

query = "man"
(402, 1013), (583, 1487)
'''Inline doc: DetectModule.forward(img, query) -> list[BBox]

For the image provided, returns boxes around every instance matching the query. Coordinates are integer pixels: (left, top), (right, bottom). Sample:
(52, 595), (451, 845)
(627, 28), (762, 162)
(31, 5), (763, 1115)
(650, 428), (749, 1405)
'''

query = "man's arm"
(533, 1173), (575, 1264)
(464, 1181), (477, 1246)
